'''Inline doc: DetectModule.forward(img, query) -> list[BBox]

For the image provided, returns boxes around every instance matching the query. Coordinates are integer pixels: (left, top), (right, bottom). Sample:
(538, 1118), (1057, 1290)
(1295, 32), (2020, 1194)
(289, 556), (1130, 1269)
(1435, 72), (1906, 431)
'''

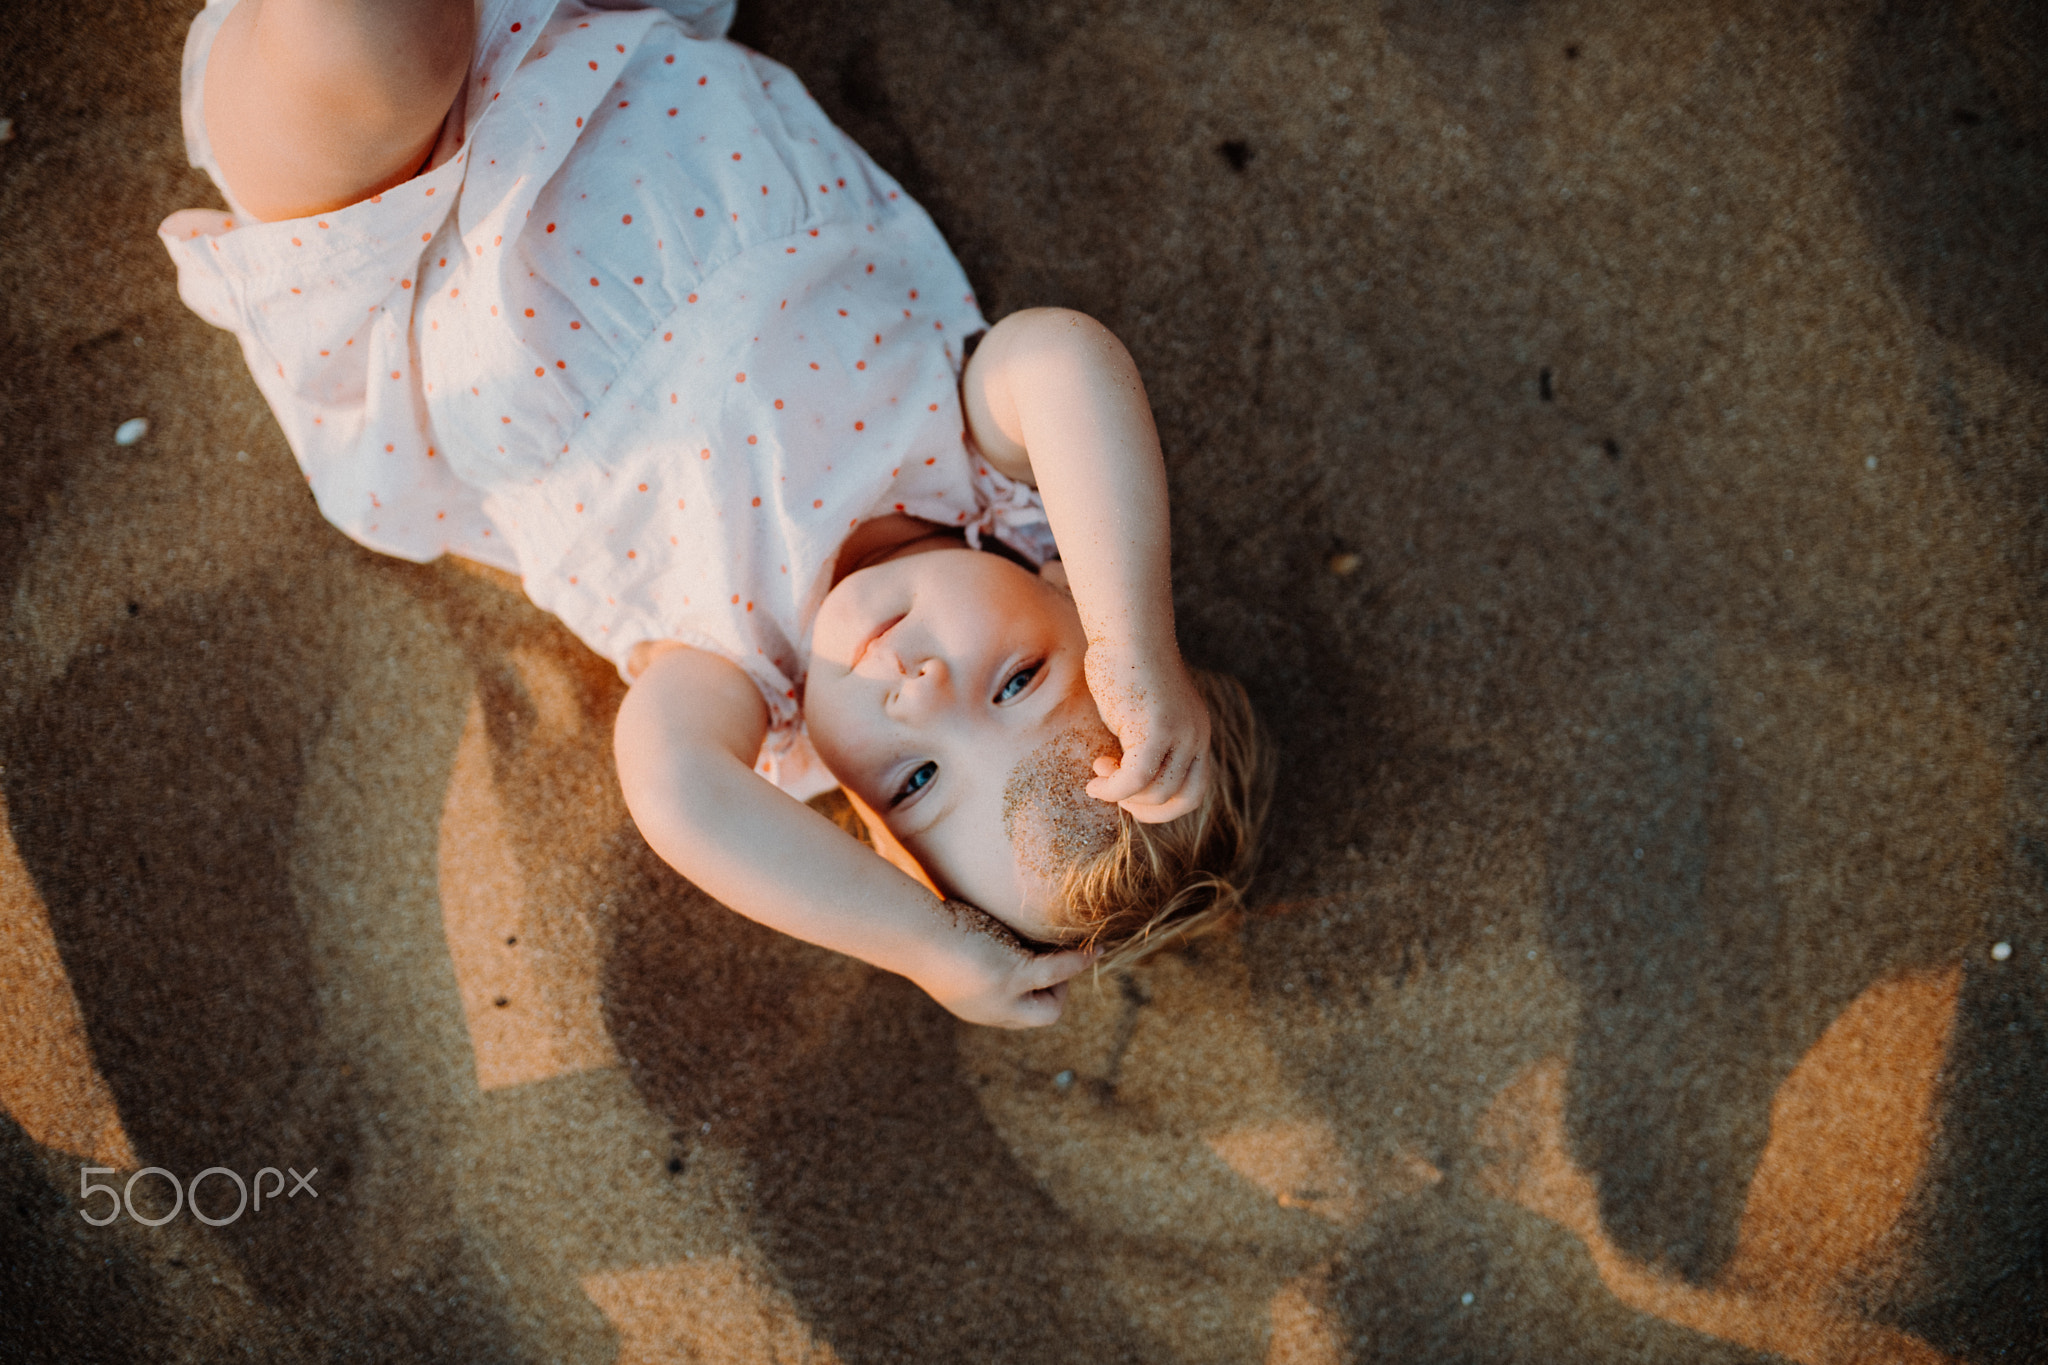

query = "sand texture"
(4, 0), (2047, 1359)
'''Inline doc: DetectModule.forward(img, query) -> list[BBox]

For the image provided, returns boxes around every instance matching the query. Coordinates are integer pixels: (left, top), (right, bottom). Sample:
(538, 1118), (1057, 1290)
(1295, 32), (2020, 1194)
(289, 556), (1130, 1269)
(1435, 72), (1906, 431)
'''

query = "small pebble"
(1053, 1069), (1075, 1089)
(1865, 455), (1878, 470)
(234, 449), (251, 463)
(114, 418), (149, 446)
(1328, 552), (1361, 576)
(1461, 1291), (1475, 1306)
(0, 117), (13, 144)
(1992, 941), (2012, 962)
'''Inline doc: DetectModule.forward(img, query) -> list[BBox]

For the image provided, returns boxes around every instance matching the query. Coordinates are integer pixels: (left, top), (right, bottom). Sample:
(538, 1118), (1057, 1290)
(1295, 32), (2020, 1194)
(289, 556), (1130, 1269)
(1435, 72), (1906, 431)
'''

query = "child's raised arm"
(613, 644), (1097, 1027)
(205, 0), (474, 221)
(961, 308), (1211, 823)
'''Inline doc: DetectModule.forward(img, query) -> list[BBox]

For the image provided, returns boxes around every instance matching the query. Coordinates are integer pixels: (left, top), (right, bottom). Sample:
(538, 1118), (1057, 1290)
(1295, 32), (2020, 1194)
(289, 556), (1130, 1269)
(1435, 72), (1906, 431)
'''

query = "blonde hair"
(1052, 668), (1272, 971)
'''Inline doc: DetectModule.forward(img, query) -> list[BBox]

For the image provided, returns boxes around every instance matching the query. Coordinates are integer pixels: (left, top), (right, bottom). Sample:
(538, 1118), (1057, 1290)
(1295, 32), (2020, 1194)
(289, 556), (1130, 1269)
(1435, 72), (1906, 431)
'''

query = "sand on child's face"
(1001, 722), (1122, 890)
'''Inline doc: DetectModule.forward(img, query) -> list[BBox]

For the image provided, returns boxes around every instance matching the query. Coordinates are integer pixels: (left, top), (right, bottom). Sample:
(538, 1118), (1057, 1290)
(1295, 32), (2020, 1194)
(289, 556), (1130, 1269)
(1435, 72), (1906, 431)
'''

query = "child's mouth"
(854, 613), (907, 670)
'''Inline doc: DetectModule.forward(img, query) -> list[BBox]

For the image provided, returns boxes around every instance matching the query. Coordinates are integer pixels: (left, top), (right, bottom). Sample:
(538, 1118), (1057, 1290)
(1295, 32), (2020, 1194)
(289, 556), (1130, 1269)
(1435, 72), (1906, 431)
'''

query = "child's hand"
(1083, 647), (1211, 824)
(918, 900), (1098, 1028)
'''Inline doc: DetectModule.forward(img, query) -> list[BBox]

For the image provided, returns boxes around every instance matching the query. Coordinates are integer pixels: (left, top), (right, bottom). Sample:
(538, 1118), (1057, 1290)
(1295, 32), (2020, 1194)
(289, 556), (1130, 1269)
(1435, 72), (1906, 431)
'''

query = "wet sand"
(3, 0), (2045, 1359)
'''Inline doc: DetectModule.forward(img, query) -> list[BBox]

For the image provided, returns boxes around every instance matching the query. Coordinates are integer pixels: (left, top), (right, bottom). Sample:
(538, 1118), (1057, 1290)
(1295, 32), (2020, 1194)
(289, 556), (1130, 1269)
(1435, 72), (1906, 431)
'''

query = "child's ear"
(1038, 559), (1071, 591)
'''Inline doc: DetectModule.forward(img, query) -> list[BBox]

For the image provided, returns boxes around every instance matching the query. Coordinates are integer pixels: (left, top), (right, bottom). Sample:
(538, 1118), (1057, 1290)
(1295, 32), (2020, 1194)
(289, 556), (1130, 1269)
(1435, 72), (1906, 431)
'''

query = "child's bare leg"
(205, 0), (474, 222)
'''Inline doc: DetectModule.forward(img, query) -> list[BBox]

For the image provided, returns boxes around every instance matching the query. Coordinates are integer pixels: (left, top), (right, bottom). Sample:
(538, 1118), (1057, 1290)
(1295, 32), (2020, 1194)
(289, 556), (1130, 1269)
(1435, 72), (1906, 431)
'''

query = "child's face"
(805, 546), (1118, 942)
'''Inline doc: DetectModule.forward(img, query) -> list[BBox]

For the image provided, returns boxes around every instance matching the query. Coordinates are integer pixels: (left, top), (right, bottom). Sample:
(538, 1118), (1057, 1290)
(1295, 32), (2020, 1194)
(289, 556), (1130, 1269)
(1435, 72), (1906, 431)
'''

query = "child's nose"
(888, 655), (950, 718)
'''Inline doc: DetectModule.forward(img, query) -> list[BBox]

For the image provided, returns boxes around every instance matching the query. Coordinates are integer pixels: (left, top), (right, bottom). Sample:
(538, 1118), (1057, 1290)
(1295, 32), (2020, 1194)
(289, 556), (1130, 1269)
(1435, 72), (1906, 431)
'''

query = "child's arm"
(960, 308), (1210, 823)
(205, 0), (474, 221)
(613, 644), (1098, 1027)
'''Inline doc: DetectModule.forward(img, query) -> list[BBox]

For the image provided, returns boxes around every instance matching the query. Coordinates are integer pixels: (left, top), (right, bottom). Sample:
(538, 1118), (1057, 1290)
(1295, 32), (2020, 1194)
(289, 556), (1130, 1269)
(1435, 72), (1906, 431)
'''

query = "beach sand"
(2, 0), (2044, 1359)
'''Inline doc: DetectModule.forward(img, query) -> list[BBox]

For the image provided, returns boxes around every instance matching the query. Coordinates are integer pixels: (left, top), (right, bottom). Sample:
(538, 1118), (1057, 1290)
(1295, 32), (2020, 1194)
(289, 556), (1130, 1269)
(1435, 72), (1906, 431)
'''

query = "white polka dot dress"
(160, 0), (1055, 796)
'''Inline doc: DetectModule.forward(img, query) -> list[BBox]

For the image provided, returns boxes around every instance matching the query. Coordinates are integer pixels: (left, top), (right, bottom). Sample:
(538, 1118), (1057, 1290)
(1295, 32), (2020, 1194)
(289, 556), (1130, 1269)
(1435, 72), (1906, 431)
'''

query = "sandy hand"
(1082, 646), (1211, 823)
(917, 899), (1098, 1028)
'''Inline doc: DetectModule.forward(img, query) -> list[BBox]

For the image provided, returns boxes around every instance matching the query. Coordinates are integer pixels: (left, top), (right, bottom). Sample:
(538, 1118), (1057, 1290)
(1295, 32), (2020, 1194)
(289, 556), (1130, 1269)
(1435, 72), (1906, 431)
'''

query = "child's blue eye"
(996, 664), (1039, 703)
(894, 760), (937, 805)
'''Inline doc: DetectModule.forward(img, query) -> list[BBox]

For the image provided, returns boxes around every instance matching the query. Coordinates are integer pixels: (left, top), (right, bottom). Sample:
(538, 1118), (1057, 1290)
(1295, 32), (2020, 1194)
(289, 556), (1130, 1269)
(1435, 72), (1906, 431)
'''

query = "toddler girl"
(162, 0), (1267, 1027)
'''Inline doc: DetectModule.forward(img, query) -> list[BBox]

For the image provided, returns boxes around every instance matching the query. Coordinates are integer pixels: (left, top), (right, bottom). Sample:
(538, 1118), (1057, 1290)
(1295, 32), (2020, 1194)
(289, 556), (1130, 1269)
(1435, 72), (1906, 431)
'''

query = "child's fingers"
(1101, 735), (1200, 814)
(1085, 739), (1168, 804)
(997, 980), (1069, 1029)
(1019, 946), (1099, 992)
(1120, 750), (1208, 825)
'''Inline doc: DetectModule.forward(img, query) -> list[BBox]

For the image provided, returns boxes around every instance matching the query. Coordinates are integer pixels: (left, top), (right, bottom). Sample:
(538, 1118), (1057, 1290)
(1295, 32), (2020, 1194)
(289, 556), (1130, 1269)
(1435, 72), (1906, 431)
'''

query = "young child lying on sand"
(163, 0), (1267, 1027)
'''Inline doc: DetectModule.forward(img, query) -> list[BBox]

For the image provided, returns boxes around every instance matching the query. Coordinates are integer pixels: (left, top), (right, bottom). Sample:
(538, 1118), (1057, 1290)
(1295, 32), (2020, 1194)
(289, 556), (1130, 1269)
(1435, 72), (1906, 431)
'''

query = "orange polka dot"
(735, 372), (746, 382)
(695, 208), (705, 217)
(571, 321), (581, 329)
(557, 360), (566, 369)
(638, 483), (648, 492)
(627, 550), (636, 559)
(854, 421), (865, 431)
(633, 276), (643, 284)
(663, 332), (673, 341)
(774, 399), (784, 409)
(751, 498), (760, 508)
(813, 499), (823, 508)
(546, 223), (556, 232)
(622, 214), (632, 224)
(535, 367), (545, 376)
(669, 107), (678, 116)
(856, 360), (866, 370)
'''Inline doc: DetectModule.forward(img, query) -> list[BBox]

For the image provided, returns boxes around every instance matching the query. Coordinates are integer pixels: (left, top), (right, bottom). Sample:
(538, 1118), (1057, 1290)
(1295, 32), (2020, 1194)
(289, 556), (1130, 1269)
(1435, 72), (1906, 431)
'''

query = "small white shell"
(1992, 941), (2013, 962)
(114, 418), (149, 446)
